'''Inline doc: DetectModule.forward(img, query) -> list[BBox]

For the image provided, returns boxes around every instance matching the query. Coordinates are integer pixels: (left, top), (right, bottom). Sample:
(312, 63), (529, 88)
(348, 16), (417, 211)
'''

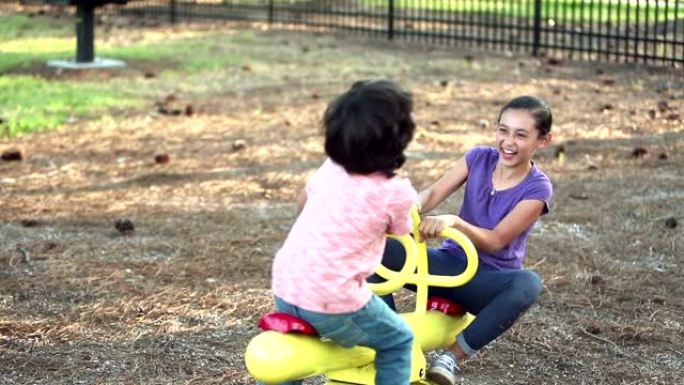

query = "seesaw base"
(246, 311), (475, 384)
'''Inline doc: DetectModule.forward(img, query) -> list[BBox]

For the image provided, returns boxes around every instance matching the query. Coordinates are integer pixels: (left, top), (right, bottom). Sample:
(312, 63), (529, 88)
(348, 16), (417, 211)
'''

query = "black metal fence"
(61, 1), (684, 66)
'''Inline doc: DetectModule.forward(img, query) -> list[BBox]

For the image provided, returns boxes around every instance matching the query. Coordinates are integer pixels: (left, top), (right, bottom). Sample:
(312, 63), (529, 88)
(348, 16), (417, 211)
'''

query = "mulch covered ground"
(1, 5), (683, 384)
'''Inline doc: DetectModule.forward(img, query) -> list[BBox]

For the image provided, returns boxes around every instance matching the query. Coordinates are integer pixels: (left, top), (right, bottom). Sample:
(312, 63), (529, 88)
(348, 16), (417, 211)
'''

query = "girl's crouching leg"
(457, 269), (543, 353)
(510, 269), (543, 311)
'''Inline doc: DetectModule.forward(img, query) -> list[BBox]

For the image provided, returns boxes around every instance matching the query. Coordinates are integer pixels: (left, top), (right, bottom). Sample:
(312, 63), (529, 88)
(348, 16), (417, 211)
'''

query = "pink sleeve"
(305, 159), (330, 194)
(386, 178), (418, 235)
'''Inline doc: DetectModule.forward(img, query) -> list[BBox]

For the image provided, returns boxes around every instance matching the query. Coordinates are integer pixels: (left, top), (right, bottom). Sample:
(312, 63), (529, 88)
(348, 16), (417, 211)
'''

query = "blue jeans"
(262, 295), (414, 385)
(368, 239), (543, 356)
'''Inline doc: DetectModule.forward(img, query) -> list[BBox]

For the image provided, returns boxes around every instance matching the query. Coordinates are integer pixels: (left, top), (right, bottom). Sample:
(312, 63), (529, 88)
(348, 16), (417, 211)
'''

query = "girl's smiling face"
(496, 108), (552, 168)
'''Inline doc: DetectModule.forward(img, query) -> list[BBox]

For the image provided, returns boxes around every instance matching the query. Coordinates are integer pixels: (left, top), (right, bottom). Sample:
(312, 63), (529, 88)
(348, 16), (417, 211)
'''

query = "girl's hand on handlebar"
(418, 215), (459, 240)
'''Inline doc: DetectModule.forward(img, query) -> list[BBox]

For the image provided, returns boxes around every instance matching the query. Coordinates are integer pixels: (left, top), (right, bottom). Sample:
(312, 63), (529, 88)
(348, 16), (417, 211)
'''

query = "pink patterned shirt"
(272, 159), (417, 314)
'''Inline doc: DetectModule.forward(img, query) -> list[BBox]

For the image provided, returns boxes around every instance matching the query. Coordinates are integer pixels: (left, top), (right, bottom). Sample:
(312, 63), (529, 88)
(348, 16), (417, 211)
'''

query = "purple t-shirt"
(440, 146), (553, 270)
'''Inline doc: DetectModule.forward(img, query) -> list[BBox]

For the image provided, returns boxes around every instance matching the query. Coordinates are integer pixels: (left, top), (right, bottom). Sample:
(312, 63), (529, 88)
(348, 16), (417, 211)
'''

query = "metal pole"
(75, 3), (95, 62)
(170, 0), (177, 24)
(532, 0), (542, 56)
(268, 0), (274, 24)
(388, 0), (394, 40)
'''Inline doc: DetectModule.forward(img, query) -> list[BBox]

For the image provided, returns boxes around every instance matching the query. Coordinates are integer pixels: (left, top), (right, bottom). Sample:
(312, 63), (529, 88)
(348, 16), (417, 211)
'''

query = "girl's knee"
(512, 270), (543, 306)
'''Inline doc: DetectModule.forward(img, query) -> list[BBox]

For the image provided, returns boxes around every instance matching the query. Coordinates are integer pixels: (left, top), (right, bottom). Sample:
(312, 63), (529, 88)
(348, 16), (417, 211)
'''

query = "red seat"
(258, 312), (318, 335)
(427, 296), (465, 316)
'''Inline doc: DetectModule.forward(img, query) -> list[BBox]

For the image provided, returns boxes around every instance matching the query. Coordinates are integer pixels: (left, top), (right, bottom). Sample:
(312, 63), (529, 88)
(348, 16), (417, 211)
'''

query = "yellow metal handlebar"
(370, 233), (418, 296)
(422, 227), (478, 288)
(369, 207), (478, 315)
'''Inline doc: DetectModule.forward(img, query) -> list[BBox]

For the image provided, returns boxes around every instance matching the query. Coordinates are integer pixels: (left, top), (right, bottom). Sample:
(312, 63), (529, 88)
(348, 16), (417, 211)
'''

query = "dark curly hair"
(323, 80), (415, 177)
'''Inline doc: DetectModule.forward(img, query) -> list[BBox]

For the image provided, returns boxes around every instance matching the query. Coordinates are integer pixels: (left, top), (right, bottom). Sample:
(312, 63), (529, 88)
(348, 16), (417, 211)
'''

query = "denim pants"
(368, 239), (543, 356)
(260, 295), (414, 385)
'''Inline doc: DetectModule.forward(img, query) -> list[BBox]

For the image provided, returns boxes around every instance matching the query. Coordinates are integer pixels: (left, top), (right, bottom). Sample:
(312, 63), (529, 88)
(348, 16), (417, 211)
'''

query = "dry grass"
(1, 8), (684, 385)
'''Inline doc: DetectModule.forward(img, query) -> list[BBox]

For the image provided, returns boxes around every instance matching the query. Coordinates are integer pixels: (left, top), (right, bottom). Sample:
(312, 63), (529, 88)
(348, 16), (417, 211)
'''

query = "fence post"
(388, 0), (394, 40)
(268, 0), (274, 24)
(170, 0), (177, 24)
(532, 0), (542, 56)
(75, 3), (95, 62)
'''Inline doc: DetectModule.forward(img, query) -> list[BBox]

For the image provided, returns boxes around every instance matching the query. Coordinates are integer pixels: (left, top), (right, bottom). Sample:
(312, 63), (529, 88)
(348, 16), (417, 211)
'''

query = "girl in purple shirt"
(371, 95), (553, 385)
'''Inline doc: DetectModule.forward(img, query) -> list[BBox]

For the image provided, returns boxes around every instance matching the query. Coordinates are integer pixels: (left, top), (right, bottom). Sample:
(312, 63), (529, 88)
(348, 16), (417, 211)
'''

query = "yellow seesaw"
(245, 208), (478, 384)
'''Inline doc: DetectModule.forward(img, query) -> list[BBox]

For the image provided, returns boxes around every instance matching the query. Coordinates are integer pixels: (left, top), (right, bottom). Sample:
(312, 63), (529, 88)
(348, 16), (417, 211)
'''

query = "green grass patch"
(0, 40), (73, 73)
(0, 76), (138, 137)
(0, 19), (282, 137)
(101, 37), (252, 74)
(0, 13), (263, 137)
(0, 15), (131, 136)
(0, 14), (73, 72)
(0, 14), (71, 40)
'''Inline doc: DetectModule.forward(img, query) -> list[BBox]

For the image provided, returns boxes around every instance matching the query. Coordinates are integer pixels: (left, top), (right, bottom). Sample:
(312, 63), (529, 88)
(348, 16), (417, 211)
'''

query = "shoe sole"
(426, 367), (456, 385)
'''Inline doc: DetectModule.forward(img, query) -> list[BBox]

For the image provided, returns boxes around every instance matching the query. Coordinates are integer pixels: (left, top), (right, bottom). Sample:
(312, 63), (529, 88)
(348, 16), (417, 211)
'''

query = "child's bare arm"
(419, 199), (545, 254)
(418, 156), (468, 213)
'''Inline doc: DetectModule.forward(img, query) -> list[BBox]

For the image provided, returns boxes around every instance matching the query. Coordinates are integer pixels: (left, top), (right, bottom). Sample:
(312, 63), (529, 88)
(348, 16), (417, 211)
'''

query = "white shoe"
(426, 352), (458, 385)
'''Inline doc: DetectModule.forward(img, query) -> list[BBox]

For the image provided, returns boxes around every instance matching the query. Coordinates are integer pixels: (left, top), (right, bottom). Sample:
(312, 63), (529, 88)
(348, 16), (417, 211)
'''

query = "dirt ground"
(1, 7), (683, 385)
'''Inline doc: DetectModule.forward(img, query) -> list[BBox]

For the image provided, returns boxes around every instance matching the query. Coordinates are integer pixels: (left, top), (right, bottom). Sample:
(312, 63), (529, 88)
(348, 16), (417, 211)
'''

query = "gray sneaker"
(426, 352), (458, 385)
